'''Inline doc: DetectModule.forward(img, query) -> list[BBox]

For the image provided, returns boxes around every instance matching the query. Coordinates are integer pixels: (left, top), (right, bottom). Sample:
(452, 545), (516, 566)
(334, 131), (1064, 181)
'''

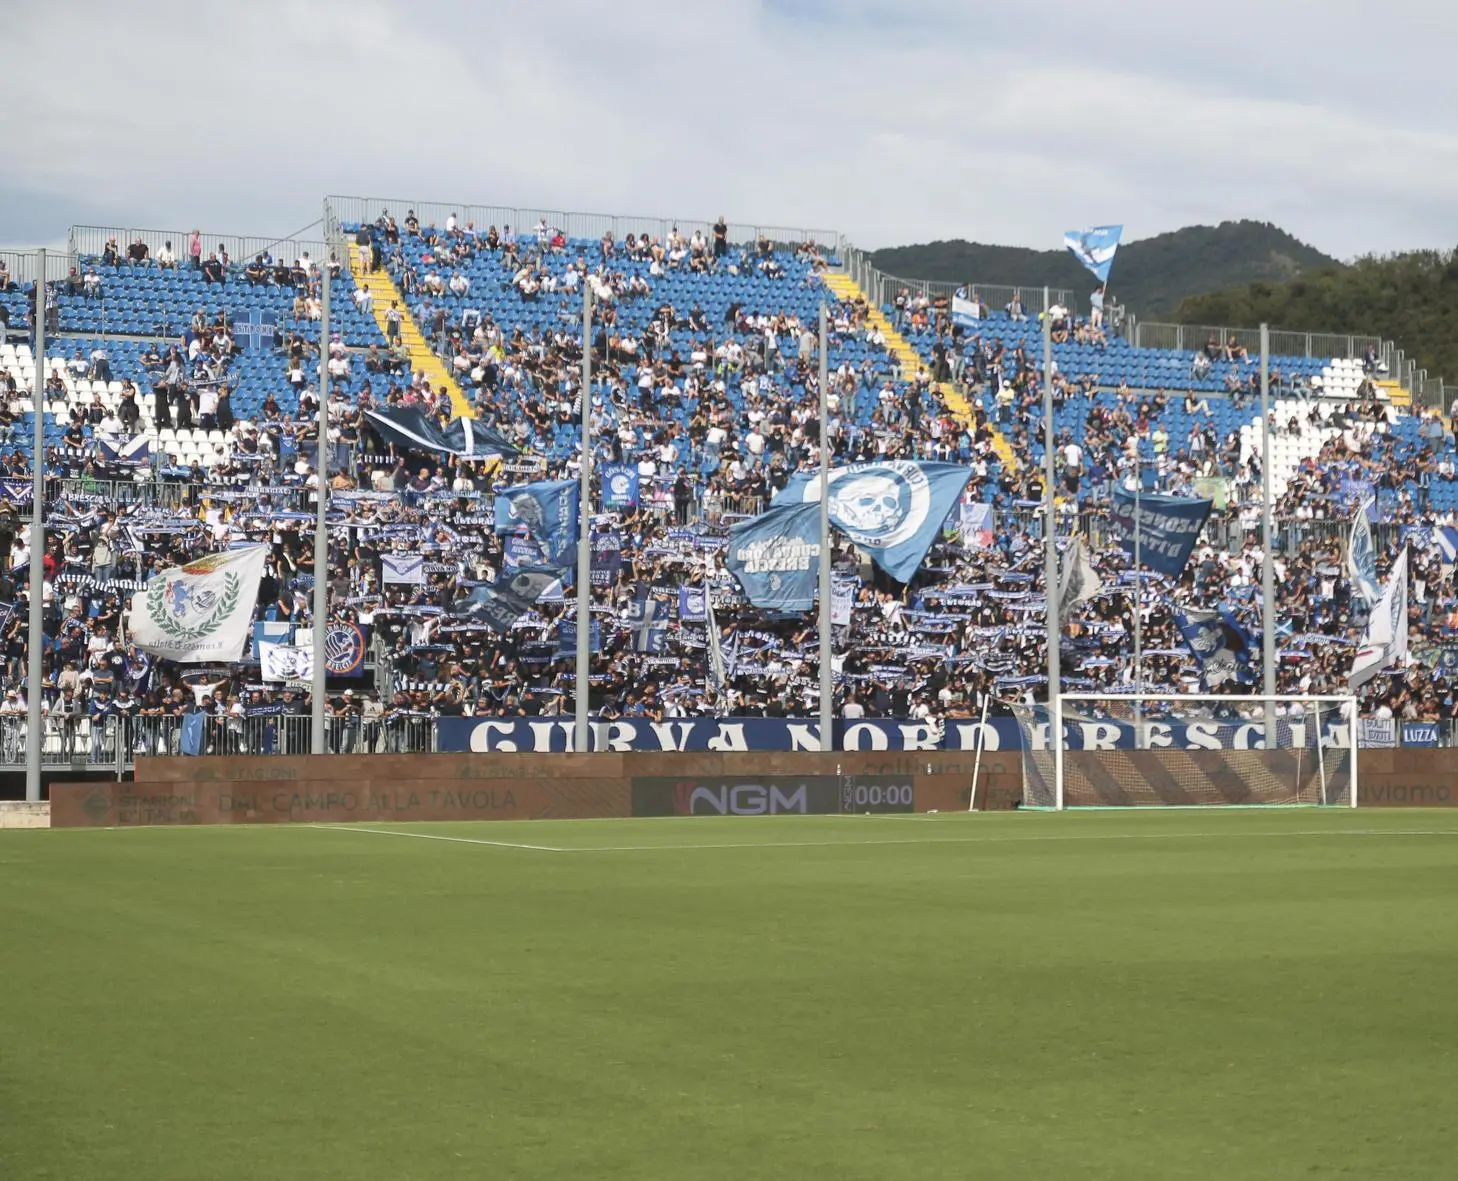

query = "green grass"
(3, 810), (1457, 1180)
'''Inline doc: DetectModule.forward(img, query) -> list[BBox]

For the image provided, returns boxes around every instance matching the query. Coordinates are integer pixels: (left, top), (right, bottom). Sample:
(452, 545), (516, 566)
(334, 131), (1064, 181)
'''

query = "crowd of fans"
(3, 209), (1458, 764)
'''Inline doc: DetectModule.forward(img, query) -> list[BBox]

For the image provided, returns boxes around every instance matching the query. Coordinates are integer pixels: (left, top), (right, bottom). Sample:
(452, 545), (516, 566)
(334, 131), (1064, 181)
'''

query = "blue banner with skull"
(774, 461), (972, 583)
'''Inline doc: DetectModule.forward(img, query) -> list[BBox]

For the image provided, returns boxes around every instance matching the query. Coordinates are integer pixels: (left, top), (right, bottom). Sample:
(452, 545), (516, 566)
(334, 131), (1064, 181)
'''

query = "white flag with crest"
(127, 545), (268, 664)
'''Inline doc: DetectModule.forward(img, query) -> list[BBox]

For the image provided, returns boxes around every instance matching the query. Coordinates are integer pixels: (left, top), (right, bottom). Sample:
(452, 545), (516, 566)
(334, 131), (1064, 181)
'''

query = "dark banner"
(631, 775), (914, 817)
(1109, 486), (1212, 577)
(434, 716), (1355, 754)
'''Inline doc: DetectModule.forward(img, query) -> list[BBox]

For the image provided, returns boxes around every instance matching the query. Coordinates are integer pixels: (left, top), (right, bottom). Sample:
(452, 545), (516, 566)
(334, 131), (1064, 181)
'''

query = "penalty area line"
(307, 824), (566, 852)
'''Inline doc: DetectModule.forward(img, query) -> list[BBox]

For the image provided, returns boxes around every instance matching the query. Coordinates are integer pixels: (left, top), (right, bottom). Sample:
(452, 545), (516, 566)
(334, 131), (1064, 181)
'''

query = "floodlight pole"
(1042, 290), (1060, 713)
(25, 249), (46, 802)
(1133, 454), (1143, 736)
(1260, 324), (1277, 737)
(574, 283), (593, 753)
(311, 266), (330, 754)
(817, 304), (833, 751)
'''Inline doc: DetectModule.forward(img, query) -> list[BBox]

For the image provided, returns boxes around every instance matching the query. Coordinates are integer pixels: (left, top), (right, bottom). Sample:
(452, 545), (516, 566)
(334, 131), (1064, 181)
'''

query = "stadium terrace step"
(348, 242), (473, 419)
(823, 269), (1019, 473)
(1378, 379), (1410, 408)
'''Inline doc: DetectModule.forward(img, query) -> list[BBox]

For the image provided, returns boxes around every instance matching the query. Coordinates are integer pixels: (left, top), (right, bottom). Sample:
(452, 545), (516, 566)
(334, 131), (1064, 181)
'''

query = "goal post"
(1010, 694), (1359, 810)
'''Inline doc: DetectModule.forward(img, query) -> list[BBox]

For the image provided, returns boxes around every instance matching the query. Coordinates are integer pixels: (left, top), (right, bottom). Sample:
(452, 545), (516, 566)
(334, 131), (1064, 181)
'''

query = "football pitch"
(3, 810), (1457, 1180)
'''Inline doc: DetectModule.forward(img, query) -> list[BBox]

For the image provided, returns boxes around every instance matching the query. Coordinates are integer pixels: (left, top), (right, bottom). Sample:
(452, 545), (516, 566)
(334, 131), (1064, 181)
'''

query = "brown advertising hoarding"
(51, 750), (1011, 827)
(51, 746), (1450, 829)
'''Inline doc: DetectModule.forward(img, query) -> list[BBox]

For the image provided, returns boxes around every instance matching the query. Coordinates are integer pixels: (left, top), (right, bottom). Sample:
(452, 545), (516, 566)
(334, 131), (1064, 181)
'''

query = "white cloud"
(0, 0), (1453, 258)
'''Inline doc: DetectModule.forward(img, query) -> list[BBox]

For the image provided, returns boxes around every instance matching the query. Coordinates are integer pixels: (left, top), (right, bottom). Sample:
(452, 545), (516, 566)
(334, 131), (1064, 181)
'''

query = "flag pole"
(310, 264), (330, 755)
(25, 248), (46, 803)
(575, 282), (593, 753)
(1042, 288), (1060, 716)
(817, 303), (832, 752)
(1260, 323), (1276, 736)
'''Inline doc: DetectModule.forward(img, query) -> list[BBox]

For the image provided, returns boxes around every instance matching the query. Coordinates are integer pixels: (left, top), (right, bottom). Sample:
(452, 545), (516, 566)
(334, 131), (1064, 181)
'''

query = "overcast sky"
(1, 0), (1453, 259)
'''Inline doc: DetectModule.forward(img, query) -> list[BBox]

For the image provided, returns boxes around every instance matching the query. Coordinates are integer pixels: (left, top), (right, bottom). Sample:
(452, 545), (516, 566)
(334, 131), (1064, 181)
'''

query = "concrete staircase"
(347, 242), (472, 418)
(823, 270), (1018, 472)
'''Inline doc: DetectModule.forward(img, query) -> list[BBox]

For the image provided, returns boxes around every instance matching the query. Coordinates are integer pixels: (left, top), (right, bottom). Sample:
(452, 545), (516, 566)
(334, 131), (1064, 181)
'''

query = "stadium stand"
(0, 199), (1454, 767)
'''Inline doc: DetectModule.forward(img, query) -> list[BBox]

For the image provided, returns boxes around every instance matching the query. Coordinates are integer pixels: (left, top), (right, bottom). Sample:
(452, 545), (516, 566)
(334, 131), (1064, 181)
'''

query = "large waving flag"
(365, 407), (519, 459)
(1176, 607), (1256, 688)
(775, 460), (972, 583)
(126, 544), (269, 663)
(1058, 537), (1104, 619)
(1347, 498), (1380, 606)
(1108, 485), (1212, 578)
(724, 500), (822, 612)
(493, 479), (580, 566)
(1064, 225), (1123, 284)
(451, 565), (565, 633)
(1350, 547), (1409, 688)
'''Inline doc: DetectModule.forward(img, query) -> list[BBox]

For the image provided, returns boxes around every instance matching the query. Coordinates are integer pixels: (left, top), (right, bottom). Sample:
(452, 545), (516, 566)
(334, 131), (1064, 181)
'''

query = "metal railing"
(1127, 318), (1385, 364)
(841, 244), (1077, 317)
(6, 712), (1454, 766)
(0, 714), (437, 772)
(324, 196), (842, 258)
(68, 226), (332, 269)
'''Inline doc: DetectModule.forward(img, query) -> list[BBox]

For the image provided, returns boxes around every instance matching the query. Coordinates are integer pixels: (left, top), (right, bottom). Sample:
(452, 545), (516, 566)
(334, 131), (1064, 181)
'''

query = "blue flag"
(1063, 225), (1122, 283)
(774, 460), (971, 583)
(180, 713), (206, 756)
(494, 479), (580, 566)
(1176, 607), (1256, 687)
(724, 500), (822, 612)
(230, 309), (278, 351)
(602, 464), (640, 509)
(451, 566), (563, 633)
(555, 619), (601, 659)
(1109, 485), (1212, 578)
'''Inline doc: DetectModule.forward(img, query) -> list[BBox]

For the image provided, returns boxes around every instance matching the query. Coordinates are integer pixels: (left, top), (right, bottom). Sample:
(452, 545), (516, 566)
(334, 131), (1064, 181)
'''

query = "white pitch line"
(305, 823), (1458, 856)
(308, 824), (565, 852)
(564, 827), (1458, 854)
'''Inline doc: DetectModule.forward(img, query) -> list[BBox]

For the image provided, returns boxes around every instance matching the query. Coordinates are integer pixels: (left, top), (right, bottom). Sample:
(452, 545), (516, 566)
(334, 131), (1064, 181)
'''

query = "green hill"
(869, 220), (1339, 318)
(1177, 251), (1458, 388)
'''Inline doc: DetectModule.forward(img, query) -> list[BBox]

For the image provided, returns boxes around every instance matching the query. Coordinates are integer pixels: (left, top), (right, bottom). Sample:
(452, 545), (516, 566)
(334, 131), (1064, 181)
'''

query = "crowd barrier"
(17, 714), (1456, 776)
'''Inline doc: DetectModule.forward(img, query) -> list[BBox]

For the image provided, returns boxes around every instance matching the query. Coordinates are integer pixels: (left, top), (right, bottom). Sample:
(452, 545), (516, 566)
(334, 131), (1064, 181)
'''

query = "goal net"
(1009, 694), (1358, 809)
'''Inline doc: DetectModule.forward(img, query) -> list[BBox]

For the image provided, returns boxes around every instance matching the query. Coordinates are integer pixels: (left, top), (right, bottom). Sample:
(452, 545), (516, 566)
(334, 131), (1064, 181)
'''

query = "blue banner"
(494, 479), (580, 566)
(591, 532), (622, 589)
(1109, 486), (1212, 577)
(679, 585), (707, 622)
(435, 715), (1354, 754)
(1063, 225), (1122, 283)
(1401, 721), (1440, 748)
(556, 619), (601, 659)
(503, 535), (546, 570)
(775, 460), (972, 582)
(602, 464), (640, 509)
(724, 500), (821, 612)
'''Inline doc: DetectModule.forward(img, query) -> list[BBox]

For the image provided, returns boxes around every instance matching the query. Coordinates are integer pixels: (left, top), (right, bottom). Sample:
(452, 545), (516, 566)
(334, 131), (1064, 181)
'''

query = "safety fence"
(841, 244), (1077, 318)
(68, 227), (332, 271)
(12, 712), (1458, 777)
(324, 196), (842, 259)
(0, 713), (438, 774)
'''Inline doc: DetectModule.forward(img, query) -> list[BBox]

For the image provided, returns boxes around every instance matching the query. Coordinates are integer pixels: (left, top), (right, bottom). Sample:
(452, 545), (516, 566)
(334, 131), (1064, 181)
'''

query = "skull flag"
(773, 461), (972, 583)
